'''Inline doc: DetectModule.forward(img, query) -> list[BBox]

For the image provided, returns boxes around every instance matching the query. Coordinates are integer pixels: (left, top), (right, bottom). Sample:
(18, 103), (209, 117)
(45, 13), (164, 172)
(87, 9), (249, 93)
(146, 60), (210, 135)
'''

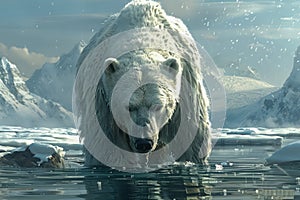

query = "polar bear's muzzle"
(134, 138), (154, 153)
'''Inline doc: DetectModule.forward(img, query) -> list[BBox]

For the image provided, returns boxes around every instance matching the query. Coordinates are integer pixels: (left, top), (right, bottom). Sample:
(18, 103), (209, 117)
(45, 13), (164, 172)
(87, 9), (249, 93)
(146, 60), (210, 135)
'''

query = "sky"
(0, 0), (300, 86)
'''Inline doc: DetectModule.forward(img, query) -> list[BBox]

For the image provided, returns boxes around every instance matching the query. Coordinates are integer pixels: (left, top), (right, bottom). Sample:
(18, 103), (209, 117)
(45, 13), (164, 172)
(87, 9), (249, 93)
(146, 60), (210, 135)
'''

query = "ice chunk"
(28, 143), (65, 163)
(266, 141), (300, 165)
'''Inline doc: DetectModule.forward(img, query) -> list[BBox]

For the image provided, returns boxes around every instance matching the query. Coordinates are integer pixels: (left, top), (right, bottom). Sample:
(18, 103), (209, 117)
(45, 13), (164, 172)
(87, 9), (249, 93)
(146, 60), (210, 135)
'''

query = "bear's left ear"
(104, 58), (120, 74)
(163, 58), (179, 73)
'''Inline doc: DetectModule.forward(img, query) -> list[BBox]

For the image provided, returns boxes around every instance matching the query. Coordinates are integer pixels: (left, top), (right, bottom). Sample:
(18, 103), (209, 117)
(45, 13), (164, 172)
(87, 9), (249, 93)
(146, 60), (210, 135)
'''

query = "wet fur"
(77, 0), (211, 166)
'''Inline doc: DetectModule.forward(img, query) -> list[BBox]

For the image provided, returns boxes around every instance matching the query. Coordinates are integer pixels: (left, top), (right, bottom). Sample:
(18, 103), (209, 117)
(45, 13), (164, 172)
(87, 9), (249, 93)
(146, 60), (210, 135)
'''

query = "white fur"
(73, 0), (211, 170)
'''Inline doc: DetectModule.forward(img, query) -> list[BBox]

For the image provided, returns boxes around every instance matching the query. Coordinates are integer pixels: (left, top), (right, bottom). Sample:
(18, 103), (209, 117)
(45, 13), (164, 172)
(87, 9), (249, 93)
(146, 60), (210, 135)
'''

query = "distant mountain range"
(226, 46), (300, 128)
(26, 41), (86, 111)
(219, 61), (260, 80)
(221, 76), (277, 109)
(0, 57), (73, 127)
(1, 40), (298, 128)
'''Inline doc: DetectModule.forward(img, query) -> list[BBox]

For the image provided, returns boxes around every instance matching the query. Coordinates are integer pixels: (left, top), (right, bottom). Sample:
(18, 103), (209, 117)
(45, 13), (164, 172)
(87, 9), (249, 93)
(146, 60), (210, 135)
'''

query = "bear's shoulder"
(77, 0), (191, 70)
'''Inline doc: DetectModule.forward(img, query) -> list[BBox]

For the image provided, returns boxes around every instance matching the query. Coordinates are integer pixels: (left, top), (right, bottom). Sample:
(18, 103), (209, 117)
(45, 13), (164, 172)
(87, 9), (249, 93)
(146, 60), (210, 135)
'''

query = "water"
(1, 1), (300, 199)
(0, 126), (299, 199)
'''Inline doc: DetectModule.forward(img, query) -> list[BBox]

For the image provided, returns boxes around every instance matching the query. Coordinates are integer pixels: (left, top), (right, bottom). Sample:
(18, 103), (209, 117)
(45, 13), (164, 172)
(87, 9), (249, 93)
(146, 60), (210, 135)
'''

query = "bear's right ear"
(104, 58), (119, 74)
(163, 58), (179, 72)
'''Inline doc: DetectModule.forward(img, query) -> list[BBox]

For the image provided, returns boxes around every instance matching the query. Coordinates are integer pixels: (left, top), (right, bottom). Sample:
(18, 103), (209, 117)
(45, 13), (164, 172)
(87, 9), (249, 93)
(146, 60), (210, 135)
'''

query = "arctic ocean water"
(0, 126), (299, 200)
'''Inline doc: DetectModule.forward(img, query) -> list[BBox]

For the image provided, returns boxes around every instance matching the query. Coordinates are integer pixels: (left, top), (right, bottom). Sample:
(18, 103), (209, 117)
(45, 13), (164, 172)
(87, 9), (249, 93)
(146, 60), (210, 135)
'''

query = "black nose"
(135, 139), (153, 153)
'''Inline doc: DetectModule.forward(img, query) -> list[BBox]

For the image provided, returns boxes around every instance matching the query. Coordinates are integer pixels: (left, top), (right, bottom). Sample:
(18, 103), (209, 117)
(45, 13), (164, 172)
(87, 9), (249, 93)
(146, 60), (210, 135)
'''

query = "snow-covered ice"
(27, 143), (65, 163)
(266, 141), (300, 165)
(212, 127), (300, 146)
(0, 126), (81, 154)
(0, 126), (299, 168)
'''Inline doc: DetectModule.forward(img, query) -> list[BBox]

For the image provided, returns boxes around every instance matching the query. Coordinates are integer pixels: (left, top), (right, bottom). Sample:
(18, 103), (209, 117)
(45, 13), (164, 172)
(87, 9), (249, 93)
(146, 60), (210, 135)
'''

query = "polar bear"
(73, 0), (211, 170)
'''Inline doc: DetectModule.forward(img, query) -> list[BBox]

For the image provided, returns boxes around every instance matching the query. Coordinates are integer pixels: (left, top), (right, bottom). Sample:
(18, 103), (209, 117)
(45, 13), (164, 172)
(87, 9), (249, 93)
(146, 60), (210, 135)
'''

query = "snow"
(0, 126), (299, 168)
(219, 62), (260, 80)
(0, 126), (80, 152)
(0, 57), (74, 127)
(225, 46), (300, 128)
(0, 126), (300, 167)
(222, 76), (277, 109)
(28, 143), (65, 163)
(12, 142), (66, 163)
(211, 127), (292, 146)
(266, 141), (300, 164)
(26, 41), (86, 111)
(284, 46), (300, 90)
(222, 76), (275, 94)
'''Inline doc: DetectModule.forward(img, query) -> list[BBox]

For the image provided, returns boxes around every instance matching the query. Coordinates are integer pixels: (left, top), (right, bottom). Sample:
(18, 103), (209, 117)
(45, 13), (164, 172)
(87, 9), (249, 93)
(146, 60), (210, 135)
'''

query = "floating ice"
(28, 143), (65, 163)
(266, 141), (300, 165)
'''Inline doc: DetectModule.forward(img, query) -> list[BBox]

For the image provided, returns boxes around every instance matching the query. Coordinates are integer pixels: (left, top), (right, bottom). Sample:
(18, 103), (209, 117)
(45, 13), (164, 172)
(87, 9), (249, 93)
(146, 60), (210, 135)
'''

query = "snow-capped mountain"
(24, 39), (277, 126)
(225, 46), (300, 128)
(26, 41), (86, 111)
(284, 46), (300, 91)
(0, 57), (74, 127)
(219, 61), (260, 80)
(222, 76), (277, 109)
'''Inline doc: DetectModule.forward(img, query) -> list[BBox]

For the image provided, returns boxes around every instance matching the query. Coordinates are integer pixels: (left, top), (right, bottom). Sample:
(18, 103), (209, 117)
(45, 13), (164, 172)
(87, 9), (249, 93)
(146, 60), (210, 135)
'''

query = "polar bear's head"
(96, 49), (183, 153)
(73, 0), (214, 170)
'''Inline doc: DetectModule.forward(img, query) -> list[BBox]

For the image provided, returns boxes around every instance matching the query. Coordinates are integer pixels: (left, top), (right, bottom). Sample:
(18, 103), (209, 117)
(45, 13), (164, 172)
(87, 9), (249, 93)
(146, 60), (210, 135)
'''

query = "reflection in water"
(0, 128), (299, 199)
(82, 166), (210, 200)
(0, 160), (299, 200)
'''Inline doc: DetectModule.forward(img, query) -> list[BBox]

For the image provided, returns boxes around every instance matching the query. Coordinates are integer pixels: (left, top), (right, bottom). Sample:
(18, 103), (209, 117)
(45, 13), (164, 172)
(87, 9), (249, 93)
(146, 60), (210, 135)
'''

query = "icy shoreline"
(0, 126), (299, 168)
(1, 126), (299, 151)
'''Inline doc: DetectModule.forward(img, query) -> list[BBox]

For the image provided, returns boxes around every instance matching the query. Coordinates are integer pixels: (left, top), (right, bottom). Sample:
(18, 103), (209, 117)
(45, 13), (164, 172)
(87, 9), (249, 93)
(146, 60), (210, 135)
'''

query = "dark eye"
(126, 105), (136, 112)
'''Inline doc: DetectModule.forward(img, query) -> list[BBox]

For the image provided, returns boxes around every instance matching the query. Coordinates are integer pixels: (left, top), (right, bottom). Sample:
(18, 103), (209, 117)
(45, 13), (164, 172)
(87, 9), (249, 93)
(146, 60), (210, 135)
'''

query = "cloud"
(0, 42), (59, 77)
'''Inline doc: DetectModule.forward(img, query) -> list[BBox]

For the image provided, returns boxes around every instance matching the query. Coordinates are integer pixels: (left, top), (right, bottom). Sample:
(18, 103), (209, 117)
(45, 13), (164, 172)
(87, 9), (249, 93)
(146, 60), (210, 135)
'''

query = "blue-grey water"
(1, 0), (300, 199)
(0, 127), (299, 199)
